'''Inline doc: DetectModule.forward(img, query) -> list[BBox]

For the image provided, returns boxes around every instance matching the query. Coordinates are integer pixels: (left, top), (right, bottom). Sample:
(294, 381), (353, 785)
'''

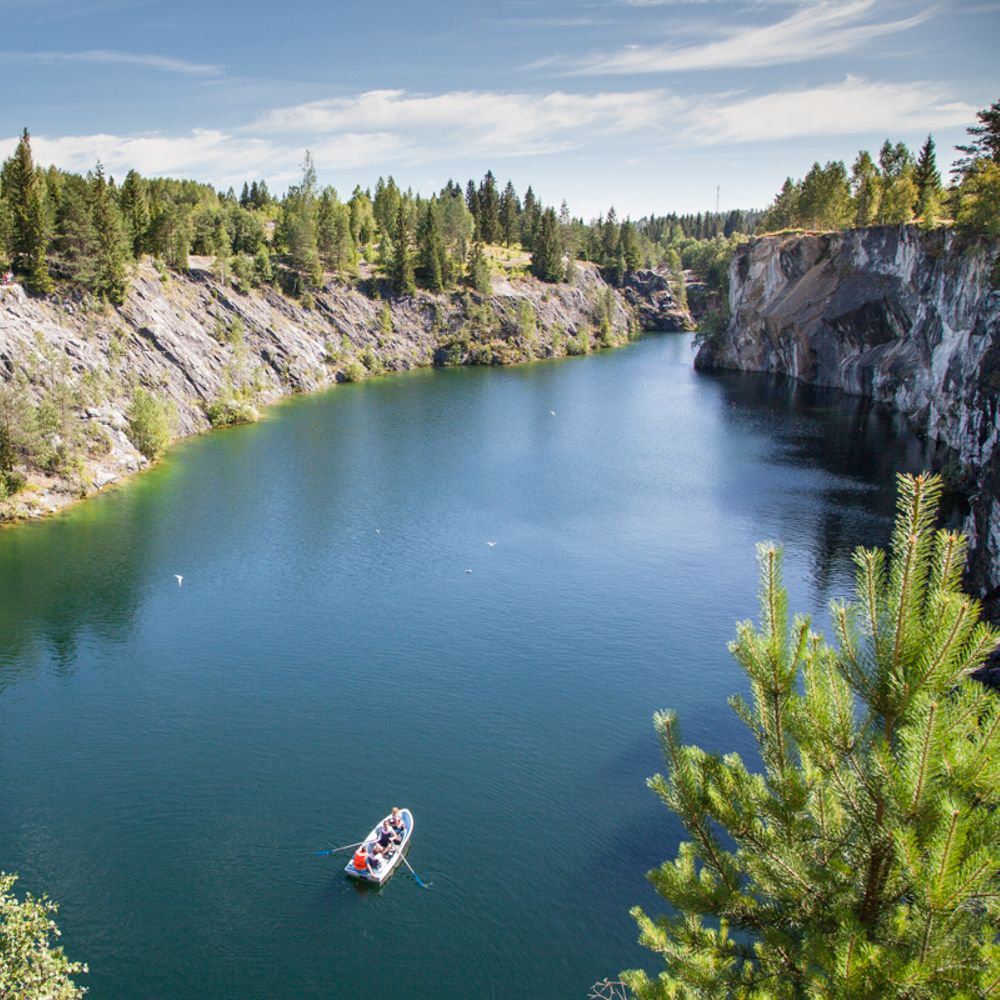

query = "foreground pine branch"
(623, 473), (1000, 1000)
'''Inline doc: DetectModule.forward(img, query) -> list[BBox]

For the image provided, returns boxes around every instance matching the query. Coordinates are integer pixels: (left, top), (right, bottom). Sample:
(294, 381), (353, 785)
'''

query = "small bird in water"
(465, 569), (473, 574)
(174, 575), (183, 587)
(550, 410), (556, 415)
(487, 541), (496, 547)
(375, 528), (381, 534)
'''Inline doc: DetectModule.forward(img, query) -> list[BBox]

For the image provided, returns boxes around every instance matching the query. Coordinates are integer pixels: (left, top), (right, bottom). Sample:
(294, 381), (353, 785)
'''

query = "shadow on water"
(697, 367), (963, 602)
(0, 494), (156, 687)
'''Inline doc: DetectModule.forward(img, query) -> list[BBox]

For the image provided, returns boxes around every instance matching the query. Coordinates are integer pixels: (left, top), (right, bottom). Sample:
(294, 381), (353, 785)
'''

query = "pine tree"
(416, 202), (446, 293)
(499, 180), (519, 247)
(118, 169), (149, 258)
(913, 136), (942, 225)
(620, 219), (642, 274)
(465, 239), (490, 295)
(1, 128), (53, 294)
(529, 208), (563, 283)
(477, 170), (500, 244)
(623, 473), (1000, 1000)
(521, 186), (540, 249)
(953, 96), (1000, 179)
(89, 163), (131, 304)
(388, 201), (415, 296)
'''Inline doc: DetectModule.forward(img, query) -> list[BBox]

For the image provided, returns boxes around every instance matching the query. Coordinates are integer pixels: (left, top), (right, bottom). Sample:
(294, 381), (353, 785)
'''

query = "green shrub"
(340, 360), (367, 383)
(205, 396), (257, 427)
(126, 388), (177, 459)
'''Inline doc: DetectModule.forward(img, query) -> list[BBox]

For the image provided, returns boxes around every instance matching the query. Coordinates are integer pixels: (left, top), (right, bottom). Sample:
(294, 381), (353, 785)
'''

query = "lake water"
(0, 334), (934, 999)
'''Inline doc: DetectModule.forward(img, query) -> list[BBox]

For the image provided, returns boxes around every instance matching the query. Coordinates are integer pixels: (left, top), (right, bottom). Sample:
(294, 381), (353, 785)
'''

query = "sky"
(0, 0), (997, 218)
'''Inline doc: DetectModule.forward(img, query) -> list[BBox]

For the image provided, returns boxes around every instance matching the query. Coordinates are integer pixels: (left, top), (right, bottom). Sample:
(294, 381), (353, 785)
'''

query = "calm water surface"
(0, 335), (933, 999)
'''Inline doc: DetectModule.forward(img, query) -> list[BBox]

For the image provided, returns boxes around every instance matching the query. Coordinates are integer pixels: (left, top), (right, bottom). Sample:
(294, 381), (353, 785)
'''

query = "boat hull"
(344, 808), (413, 884)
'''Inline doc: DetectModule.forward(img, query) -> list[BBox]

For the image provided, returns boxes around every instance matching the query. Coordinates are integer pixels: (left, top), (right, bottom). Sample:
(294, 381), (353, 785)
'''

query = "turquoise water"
(0, 335), (932, 998)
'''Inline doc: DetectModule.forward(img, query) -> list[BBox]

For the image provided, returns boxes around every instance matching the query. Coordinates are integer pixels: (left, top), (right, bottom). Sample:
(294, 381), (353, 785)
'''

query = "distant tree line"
(1, 127), (763, 309)
(759, 98), (1000, 237)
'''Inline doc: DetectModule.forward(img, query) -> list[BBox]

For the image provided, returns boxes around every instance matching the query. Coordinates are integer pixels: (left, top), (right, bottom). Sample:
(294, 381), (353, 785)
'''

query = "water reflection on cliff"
(700, 367), (948, 607)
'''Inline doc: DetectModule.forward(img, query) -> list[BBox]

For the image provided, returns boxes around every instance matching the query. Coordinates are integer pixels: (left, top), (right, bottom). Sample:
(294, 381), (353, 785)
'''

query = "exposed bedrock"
(695, 225), (1000, 640)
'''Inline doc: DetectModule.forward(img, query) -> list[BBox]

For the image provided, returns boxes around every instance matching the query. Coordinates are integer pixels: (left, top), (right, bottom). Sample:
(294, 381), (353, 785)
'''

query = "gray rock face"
(0, 259), (671, 519)
(695, 225), (1000, 613)
(620, 269), (693, 331)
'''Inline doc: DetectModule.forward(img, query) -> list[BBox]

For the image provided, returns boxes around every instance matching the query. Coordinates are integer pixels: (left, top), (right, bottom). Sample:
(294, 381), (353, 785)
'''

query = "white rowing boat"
(344, 808), (413, 884)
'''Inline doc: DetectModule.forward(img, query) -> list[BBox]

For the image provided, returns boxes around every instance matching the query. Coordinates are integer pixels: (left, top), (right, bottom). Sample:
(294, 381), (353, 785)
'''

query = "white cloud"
(0, 48), (222, 75)
(0, 77), (973, 190)
(578, 0), (932, 73)
(680, 77), (974, 144)
(253, 88), (672, 159)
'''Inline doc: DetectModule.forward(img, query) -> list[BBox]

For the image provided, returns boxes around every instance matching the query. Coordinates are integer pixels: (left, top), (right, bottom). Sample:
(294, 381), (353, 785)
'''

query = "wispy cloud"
(575, 0), (932, 73)
(0, 77), (973, 188)
(0, 48), (222, 75)
(253, 88), (673, 159)
(679, 76), (973, 144)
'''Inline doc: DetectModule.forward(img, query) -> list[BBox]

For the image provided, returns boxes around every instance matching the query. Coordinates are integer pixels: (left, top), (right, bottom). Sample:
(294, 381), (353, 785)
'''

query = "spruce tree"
(477, 170), (500, 245)
(388, 201), (415, 296)
(416, 202), (446, 293)
(623, 474), (999, 1000)
(529, 208), (564, 283)
(89, 163), (131, 304)
(913, 136), (942, 225)
(2, 128), (53, 294)
(119, 169), (150, 258)
(465, 239), (491, 295)
(500, 180), (519, 247)
(521, 186), (539, 249)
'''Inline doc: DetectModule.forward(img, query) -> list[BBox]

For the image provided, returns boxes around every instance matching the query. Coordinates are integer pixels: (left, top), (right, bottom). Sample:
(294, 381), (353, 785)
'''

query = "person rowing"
(375, 819), (400, 853)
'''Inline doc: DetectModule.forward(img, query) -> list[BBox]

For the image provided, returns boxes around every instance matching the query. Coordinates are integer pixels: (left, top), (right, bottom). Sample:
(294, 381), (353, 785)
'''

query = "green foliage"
(380, 300), (393, 336)
(387, 201), (415, 296)
(623, 474), (1000, 1000)
(126, 387), (176, 460)
(466, 241), (491, 295)
(0, 872), (87, 999)
(955, 160), (1000, 239)
(339, 359), (368, 383)
(529, 208), (564, 283)
(88, 164), (131, 304)
(566, 323), (591, 355)
(205, 394), (257, 427)
(1, 129), (53, 293)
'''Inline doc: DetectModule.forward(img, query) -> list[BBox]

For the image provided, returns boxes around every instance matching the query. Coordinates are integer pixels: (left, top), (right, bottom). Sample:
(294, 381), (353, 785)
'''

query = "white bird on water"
(175, 575), (183, 587)
(550, 410), (556, 415)
(487, 541), (496, 547)
(465, 569), (473, 574)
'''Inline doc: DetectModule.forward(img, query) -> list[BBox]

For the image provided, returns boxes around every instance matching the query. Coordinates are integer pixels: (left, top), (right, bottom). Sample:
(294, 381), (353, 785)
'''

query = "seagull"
(550, 410), (556, 415)
(375, 528), (381, 534)
(174, 575), (183, 587)
(487, 541), (496, 547)
(465, 569), (473, 574)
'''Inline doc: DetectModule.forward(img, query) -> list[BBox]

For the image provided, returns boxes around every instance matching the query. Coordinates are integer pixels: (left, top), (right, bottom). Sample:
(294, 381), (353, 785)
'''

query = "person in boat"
(375, 819), (400, 853)
(352, 844), (379, 873)
(389, 807), (405, 836)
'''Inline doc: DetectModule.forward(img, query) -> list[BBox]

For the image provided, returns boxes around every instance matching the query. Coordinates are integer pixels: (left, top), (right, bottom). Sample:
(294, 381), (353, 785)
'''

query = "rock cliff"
(695, 224), (1000, 626)
(0, 260), (685, 519)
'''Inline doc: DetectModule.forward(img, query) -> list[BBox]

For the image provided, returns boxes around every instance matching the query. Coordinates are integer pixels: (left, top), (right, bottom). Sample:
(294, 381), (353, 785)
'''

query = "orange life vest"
(353, 849), (368, 870)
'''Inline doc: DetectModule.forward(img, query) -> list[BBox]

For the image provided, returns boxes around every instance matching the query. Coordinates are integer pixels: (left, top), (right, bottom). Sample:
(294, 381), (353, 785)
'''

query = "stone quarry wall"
(695, 224), (1000, 615)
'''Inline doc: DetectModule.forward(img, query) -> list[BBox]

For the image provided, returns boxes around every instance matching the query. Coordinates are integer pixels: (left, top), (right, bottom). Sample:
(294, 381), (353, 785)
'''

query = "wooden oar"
(314, 840), (364, 857)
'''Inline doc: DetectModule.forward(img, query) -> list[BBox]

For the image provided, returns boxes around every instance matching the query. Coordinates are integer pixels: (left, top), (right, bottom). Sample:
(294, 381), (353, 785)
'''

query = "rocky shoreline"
(0, 260), (688, 522)
(694, 224), (1000, 684)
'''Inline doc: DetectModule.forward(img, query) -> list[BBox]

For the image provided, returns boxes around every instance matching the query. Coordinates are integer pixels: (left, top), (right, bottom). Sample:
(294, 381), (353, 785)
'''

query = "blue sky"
(1, 0), (997, 217)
